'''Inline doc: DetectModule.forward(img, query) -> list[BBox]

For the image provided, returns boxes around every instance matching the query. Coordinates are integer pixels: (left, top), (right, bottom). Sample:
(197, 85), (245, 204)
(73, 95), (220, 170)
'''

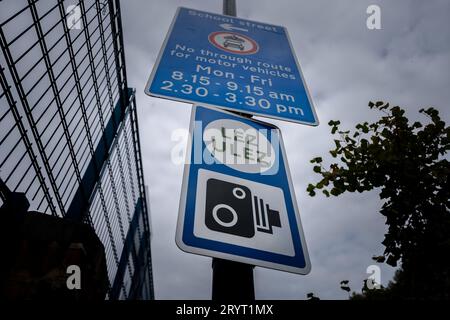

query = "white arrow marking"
(219, 23), (248, 32)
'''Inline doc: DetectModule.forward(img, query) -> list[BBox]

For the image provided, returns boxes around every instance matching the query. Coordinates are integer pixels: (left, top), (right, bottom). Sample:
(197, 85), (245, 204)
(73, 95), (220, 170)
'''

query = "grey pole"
(223, 0), (237, 16)
(211, 0), (255, 301)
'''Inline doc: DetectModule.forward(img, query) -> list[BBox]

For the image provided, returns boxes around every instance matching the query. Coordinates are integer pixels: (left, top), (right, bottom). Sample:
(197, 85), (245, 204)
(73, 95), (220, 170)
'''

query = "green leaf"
(310, 157), (323, 163)
(386, 254), (398, 267)
(361, 122), (369, 133)
(412, 121), (422, 129)
(372, 255), (386, 263)
(340, 285), (351, 293)
(380, 102), (390, 110)
(307, 184), (316, 197)
(334, 140), (341, 148)
(306, 293), (320, 300)
(330, 188), (341, 196)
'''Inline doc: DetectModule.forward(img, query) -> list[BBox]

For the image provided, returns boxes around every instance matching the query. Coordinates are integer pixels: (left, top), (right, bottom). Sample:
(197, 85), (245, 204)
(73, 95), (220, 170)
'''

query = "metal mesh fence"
(0, 0), (153, 299)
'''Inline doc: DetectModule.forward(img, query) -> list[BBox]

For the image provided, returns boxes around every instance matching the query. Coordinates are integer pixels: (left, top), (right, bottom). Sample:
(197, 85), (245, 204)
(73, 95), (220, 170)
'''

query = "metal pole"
(211, 0), (255, 301)
(212, 258), (254, 300)
(223, 0), (236, 16)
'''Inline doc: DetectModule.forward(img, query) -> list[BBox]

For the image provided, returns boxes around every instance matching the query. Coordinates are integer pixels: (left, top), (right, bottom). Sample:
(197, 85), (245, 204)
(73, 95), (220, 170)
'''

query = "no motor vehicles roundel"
(208, 31), (259, 55)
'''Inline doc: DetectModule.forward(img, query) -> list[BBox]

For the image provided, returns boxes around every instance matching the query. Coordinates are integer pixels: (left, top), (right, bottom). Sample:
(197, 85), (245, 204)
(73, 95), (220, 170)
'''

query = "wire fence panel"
(0, 0), (153, 300)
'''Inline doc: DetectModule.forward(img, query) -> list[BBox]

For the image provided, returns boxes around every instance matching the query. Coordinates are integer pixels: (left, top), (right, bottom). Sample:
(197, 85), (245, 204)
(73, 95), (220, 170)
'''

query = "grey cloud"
(120, 0), (449, 299)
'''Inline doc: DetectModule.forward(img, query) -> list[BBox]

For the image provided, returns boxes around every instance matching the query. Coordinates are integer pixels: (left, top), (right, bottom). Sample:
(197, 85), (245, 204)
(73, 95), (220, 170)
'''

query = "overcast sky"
(120, 0), (450, 299)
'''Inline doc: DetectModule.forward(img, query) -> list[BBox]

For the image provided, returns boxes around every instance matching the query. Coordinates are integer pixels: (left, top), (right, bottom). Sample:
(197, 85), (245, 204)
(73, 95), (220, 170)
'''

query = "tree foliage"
(308, 101), (450, 299)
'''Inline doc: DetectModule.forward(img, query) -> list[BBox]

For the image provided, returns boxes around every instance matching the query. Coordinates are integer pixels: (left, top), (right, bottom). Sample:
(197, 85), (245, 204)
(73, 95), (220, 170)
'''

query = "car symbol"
(223, 35), (245, 51)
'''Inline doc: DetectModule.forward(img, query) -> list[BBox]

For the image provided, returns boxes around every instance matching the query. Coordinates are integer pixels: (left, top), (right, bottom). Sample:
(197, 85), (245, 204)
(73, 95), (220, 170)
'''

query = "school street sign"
(176, 105), (311, 274)
(146, 7), (318, 126)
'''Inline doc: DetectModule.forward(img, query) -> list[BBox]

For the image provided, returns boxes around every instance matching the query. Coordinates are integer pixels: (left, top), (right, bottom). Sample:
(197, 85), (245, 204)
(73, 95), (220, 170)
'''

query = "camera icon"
(205, 179), (281, 238)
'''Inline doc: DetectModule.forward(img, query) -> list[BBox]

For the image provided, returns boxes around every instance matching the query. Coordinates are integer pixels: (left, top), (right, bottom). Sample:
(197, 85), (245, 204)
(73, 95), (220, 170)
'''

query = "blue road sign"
(146, 7), (318, 126)
(176, 105), (311, 274)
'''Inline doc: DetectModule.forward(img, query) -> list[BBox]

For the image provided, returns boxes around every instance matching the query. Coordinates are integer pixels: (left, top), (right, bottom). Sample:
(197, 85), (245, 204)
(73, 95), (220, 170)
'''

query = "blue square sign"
(176, 105), (311, 274)
(146, 7), (318, 126)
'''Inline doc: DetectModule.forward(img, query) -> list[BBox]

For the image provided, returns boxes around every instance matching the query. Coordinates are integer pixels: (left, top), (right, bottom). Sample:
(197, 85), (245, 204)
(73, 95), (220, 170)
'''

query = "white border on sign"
(175, 105), (311, 275)
(144, 7), (319, 126)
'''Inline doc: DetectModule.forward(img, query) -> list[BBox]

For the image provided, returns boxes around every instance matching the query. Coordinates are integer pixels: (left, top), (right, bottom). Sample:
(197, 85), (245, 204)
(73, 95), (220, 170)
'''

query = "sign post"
(211, 0), (254, 301)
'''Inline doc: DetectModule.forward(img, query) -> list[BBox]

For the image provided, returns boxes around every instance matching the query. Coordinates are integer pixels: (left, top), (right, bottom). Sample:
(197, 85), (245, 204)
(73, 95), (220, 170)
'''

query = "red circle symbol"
(208, 31), (259, 55)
